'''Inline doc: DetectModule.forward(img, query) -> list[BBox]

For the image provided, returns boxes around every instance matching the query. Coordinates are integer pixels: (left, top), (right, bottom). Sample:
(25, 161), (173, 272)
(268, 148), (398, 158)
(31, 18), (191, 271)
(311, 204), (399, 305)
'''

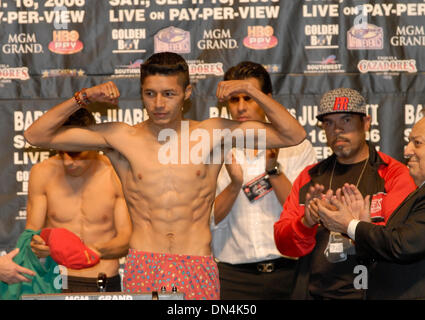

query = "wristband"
(74, 90), (86, 108)
(81, 88), (90, 105)
(266, 163), (281, 176)
(74, 88), (90, 107)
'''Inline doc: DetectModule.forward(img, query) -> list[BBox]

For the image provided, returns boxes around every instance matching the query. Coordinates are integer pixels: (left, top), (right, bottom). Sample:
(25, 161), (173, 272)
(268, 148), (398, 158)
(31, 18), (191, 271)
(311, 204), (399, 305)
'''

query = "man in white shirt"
(211, 61), (317, 299)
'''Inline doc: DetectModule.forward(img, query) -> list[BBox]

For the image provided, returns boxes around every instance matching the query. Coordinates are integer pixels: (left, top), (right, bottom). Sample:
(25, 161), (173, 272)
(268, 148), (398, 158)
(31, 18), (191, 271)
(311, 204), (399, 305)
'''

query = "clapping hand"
(316, 184), (370, 233)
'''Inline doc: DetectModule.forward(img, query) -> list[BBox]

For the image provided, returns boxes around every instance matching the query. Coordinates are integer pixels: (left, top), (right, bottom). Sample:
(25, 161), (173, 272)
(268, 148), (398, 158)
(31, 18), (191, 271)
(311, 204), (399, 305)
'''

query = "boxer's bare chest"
(45, 169), (115, 225)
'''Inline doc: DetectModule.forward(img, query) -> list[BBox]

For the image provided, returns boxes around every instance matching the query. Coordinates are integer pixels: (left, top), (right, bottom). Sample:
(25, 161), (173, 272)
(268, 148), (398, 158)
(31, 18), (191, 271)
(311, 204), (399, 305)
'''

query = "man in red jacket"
(315, 116), (425, 299)
(273, 88), (416, 299)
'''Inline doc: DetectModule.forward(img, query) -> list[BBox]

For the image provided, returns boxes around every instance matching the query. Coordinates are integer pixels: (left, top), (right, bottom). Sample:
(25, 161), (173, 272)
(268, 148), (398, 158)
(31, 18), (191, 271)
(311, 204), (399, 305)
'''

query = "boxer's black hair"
(63, 108), (96, 127)
(140, 52), (190, 89)
(224, 61), (272, 95)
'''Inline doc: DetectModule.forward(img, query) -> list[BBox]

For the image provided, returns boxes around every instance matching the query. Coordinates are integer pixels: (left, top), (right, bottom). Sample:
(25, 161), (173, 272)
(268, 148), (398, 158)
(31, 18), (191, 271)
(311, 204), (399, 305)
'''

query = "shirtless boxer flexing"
(24, 52), (306, 299)
(26, 109), (132, 293)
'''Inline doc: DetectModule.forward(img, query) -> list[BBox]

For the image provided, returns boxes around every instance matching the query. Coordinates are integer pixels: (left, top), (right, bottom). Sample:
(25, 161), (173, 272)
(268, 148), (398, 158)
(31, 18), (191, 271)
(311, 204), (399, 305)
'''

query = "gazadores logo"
(358, 58), (417, 73)
(187, 60), (224, 82)
(0, 66), (30, 81)
(48, 30), (83, 55)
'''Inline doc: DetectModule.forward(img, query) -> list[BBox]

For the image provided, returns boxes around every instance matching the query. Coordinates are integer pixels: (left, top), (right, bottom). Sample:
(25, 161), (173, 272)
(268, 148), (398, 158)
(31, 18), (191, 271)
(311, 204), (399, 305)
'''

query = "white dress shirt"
(347, 219), (361, 240)
(211, 139), (317, 264)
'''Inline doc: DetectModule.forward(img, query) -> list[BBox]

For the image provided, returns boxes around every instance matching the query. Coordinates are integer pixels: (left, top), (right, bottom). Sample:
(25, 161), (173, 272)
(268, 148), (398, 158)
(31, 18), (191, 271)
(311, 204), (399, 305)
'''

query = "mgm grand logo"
(347, 24), (383, 50)
(154, 26), (190, 54)
(3, 33), (43, 54)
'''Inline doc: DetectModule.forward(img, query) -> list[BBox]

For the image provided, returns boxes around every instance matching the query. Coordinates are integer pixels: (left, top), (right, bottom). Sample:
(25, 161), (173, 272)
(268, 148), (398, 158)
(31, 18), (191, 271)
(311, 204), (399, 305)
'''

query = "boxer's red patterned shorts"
(123, 249), (220, 300)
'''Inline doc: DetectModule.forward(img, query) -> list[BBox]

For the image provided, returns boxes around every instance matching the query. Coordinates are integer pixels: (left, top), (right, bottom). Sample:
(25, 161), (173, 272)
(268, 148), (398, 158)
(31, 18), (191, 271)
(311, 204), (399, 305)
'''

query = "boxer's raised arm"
(24, 82), (120, 151)
(215, 80), (306, 147)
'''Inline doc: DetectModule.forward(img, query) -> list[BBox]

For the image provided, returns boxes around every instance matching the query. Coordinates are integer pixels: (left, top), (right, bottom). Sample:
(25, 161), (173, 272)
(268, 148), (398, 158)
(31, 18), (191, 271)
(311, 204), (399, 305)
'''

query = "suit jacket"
(355, 184), (425, 299)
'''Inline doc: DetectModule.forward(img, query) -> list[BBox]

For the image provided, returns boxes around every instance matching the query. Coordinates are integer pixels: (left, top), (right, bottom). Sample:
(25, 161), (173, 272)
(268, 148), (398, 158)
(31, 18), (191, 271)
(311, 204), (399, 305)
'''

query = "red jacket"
(274, 145), (416, 258)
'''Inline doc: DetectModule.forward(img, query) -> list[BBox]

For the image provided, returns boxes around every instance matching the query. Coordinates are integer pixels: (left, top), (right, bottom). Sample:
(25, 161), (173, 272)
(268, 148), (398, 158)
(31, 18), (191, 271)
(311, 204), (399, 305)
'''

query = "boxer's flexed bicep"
(24, 81), (121, 151)
(48, 121), (129, 153)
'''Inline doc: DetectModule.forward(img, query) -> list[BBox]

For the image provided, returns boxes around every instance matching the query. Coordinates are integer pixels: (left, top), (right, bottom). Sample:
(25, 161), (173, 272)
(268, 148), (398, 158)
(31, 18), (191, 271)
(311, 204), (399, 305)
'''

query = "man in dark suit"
(315, 116), (425, 299)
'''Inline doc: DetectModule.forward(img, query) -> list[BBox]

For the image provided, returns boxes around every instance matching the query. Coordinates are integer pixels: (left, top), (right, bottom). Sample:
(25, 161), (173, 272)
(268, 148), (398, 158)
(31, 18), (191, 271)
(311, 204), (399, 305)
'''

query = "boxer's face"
(321, 113), (370, 163)
(227, 77), (266, 122)
(60, 151), (96, 177)
(405, 118), (425, 186)
(141, 74), (192, 126)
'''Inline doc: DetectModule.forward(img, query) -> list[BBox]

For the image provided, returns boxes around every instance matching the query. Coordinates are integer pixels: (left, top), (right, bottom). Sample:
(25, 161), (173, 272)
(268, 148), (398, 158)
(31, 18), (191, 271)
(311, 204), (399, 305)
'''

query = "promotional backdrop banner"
(1, 0), (425, 253)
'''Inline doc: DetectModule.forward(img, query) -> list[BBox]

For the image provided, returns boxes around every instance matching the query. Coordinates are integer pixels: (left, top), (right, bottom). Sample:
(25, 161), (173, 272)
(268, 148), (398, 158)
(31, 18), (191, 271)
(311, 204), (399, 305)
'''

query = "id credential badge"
(242, 173), (273, 202)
